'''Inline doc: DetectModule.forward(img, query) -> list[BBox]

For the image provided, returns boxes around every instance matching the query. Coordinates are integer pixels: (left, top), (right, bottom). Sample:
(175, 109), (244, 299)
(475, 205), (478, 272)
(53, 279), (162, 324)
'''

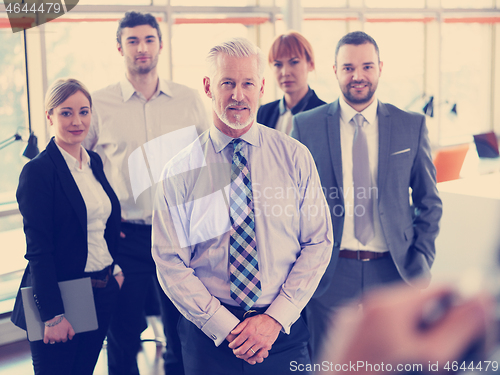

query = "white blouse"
(274, 109), (294, 135)
(56, 143), (114, 272)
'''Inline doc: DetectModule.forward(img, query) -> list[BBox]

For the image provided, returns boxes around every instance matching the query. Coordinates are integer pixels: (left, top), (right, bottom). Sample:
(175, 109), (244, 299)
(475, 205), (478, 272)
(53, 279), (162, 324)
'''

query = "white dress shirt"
(339, 96), (388, 252)
(83, 77), (209, 224)
(55, 144), (114, 272)
(275, 109), (293, 135)
(275, 88), (315, 135)
(152, 123), (333, 346)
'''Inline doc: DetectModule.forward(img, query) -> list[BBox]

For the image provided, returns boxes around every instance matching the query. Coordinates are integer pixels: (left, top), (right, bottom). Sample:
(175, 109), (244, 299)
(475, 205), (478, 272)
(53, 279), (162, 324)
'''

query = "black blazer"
(257, 89), (326, 129)
(11, 138), (121, 330)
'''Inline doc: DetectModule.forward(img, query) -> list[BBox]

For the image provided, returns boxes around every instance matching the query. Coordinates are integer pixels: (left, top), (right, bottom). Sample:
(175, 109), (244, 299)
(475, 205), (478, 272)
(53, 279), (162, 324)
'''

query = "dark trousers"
(179, 314), (311, 375)
(305, 256), (404, 361)
(154, 276), (184, 374)
(107, 223), (184, 375)
(30, 274), (119, 375)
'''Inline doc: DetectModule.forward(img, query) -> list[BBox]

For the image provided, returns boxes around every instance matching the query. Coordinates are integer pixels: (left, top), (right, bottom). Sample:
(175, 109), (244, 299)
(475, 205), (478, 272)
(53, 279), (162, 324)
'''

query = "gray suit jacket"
(292, 100), (442, 294)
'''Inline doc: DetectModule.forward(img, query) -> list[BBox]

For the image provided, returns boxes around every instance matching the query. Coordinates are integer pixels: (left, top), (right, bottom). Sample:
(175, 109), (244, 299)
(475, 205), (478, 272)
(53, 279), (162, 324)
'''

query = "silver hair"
(206, 37), (266, 79)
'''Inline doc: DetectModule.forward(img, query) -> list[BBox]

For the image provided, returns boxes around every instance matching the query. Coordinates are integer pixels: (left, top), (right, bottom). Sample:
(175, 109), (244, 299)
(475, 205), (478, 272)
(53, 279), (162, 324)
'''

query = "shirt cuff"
(265, 294), (301, 335)
(200, 305), (240, 347)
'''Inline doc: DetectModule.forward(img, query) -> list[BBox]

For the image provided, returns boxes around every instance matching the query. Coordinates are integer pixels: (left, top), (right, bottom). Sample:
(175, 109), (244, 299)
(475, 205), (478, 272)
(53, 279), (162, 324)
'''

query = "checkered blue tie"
(229, 139), (262, 311)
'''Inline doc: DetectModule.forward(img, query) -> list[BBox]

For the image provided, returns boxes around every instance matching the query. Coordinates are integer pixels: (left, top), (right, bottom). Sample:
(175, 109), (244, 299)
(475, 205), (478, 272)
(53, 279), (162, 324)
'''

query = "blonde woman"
(11, 78), (122, 375)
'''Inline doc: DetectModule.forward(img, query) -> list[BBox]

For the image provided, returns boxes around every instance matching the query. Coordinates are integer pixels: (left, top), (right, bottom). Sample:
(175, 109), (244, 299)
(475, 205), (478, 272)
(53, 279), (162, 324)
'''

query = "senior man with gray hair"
(152, 37), (333, 374)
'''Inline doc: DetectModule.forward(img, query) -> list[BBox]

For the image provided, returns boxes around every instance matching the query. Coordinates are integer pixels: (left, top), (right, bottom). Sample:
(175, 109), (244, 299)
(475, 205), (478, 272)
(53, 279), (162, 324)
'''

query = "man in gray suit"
(291, 31), (443, 359)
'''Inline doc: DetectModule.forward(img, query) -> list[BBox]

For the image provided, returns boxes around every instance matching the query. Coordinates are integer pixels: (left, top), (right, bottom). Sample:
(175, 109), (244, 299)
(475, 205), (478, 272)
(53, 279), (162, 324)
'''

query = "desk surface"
(433, 173), (500, 288)
(460, 146), (500, 179)
(438, 173), (500, 200)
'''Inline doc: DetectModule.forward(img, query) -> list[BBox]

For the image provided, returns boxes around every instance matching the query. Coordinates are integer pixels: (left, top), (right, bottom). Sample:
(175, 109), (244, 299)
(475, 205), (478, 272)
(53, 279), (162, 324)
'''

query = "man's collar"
(278, 87), (313, 115)
(210, 121), (261, 153)
(339, 95), (378, 125)
(158, 79), (173, 97)
(120, 77), (136, 102)
(120, 76), (172, 101)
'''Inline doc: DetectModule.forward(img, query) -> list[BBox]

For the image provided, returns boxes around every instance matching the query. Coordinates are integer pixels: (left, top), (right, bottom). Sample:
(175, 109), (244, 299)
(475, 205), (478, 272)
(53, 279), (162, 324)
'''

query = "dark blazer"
(257, 89), (326, 129)
(292, 100), (442, 294)
(11, 138), (121, 330)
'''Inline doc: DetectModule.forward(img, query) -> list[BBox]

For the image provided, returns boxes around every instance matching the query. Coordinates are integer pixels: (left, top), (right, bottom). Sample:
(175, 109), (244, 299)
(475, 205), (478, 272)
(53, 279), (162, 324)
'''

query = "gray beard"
(213, 100), (254, 130)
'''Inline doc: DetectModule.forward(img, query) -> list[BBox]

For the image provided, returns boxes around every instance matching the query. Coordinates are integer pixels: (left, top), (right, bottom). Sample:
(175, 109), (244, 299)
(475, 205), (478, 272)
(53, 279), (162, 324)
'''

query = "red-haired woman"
(257, 31), (326, 134)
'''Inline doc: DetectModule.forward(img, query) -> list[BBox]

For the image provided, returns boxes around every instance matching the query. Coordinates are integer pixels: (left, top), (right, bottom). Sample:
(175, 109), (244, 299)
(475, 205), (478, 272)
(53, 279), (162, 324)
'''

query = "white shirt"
(275, 89), (316, 135)
(55, 144), (114, 272)
(83, 77), (209, 224)
(152, 123), (333, 346)
(339, 96), (388, 252)
(275, 109), (293, 135)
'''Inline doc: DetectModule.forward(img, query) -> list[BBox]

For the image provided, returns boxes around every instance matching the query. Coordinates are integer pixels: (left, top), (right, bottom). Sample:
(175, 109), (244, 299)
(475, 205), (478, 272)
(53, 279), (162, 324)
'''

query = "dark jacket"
(11, 137), (121, 330)
(257, 88), (326, 129)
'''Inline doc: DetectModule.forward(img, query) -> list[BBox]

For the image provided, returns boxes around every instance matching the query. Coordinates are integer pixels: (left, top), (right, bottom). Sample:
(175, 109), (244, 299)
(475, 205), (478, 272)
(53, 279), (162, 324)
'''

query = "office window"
(441, 0), (495, 8)
(301, 0), (347, 7)
(365, 0), (426, 7)
(365, 22), (425, 112)
(364, 22), (425, 110)
(77, 0), (151, 4)
(0, 29), (28, 209)
(171, 22), (252, 112)
(170, 0), (257, 5)
(44, 19), (125, 93)
(302, 19), (346, 104)
(440, 23), (491, 144)
(0, 25), (26, 315)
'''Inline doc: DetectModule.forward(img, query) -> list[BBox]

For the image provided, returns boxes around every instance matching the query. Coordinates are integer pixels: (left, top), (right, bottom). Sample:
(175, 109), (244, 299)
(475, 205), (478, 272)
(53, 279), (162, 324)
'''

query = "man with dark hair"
(292, 31), (442, 359)
(116, 11), (162, 46)
(83, 11), (209, 375)
(334, 31), (380, 64)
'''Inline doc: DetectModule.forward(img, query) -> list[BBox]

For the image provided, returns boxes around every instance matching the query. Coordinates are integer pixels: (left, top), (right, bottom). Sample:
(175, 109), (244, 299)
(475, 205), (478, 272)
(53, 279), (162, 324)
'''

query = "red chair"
(433, 144), (469, 183)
